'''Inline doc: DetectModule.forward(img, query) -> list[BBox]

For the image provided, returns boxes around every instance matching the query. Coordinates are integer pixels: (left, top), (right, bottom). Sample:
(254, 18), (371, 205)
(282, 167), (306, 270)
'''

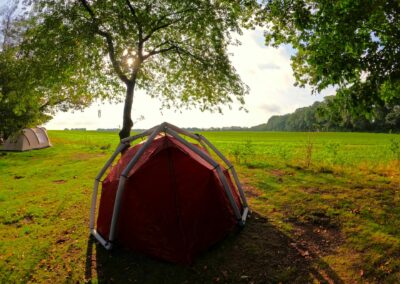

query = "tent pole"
(195, 134), (210, 153)
(165, 128), (242, 221)
(108, 123), (166, 246)
(90, 130), (154, 249)
(90, 143), (128, 231)
(120, 125), (159, 144)
(198, 135), (249, 208)
(214, 166), (242, 221)
(163, 122), (202, 142)
(91, 229), (111, 248)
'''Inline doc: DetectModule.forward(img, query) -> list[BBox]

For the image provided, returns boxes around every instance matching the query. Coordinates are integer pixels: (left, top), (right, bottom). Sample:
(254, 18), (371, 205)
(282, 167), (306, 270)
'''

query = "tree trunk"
(119, 78), (136, 140)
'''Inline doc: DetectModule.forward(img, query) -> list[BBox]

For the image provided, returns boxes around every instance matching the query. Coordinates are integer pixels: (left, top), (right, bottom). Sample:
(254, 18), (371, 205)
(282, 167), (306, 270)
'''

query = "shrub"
(389, 137), (400, 161)
(304, 135), (314, 168)
(229, 140), (255, 165)
(326, 142), (341, 164)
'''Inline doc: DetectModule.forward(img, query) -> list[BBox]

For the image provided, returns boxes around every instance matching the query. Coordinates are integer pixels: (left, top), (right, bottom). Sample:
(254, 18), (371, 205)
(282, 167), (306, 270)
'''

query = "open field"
(1, 130), (400, 283)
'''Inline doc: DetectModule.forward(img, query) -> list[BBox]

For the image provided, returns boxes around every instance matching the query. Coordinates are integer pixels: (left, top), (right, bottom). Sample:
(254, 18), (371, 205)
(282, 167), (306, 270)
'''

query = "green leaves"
(0, 1), (123, 139)
(1, 0), (261, 138)
(261, 0), (400, 115)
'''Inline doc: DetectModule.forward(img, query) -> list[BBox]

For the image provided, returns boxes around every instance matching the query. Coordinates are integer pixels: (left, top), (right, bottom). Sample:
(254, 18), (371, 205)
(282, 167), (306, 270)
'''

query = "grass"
(0, 130), (399, 283)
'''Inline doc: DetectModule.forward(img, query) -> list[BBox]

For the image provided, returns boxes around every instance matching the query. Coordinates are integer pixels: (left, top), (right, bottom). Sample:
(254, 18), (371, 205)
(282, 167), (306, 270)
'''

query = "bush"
(229, 140), (255, 165)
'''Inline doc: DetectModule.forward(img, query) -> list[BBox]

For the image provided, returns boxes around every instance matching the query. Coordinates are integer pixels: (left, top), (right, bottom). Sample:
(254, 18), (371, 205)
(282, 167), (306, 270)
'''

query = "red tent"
(90, 123), (248, 263)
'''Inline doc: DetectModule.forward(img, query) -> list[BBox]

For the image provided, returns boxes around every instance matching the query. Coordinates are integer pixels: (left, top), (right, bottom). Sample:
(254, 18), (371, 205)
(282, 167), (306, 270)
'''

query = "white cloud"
(45, 28), (332, 130)
(259, 103), (281, 113)
(258, 63), (281, 70)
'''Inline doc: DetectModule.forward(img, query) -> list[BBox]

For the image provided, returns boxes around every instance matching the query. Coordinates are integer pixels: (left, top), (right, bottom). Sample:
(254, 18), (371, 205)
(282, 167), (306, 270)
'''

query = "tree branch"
(1, 3), (18, 50)
(79, 0), (129, 84)
(142, 8), (195, 43)
(142, 19), (177, 43)
(39, 98), (66, 112)
(144, 40), (169, 55)
(124, 0), (146, 62)
(125, 0), (143, 42)
(143, 45), (177, 59)
(143, 41), (205, 64)
(79, 0), (95, 19)
(124, 0), (137, 20)
(151, 7), (195, 29)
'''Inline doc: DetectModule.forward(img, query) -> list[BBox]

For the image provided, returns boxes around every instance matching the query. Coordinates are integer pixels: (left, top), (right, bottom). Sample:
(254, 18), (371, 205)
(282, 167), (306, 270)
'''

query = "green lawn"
(0, 130), (399, 283)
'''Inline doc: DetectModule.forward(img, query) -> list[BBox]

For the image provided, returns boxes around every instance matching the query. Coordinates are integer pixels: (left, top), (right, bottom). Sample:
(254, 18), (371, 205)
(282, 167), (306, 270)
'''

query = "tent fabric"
(1, 127), (51, 151)
(96, 135), (242, 263)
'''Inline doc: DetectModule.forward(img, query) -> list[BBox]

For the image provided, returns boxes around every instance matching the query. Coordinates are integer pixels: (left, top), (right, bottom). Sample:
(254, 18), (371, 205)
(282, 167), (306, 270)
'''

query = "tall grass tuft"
(304, 135), (314, 168)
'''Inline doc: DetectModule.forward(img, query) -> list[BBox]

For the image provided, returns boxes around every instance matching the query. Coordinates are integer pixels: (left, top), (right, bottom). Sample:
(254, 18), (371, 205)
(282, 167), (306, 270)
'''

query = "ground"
(0, 131), (399, 283)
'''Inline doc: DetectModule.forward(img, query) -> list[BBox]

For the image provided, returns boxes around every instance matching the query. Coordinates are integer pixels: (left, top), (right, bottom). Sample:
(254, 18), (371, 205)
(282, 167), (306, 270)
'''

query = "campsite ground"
(1, 130), (399, 283)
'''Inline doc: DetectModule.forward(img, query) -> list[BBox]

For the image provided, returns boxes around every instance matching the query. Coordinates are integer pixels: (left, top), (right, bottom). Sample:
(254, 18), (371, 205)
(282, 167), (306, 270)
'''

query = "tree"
(255, 95), (400, 132)
(0, 1), (119, 139)
(386, 105), (400, 128)
(0, 2), (49, 139)
(0, 48), (50, 139)
(31, 0), (257, 139)
(261, 0), (400, 118)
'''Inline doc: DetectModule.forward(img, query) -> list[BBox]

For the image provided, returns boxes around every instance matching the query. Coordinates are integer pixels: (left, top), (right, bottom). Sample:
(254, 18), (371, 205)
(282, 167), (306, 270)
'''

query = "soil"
(241, 184), (263, 198)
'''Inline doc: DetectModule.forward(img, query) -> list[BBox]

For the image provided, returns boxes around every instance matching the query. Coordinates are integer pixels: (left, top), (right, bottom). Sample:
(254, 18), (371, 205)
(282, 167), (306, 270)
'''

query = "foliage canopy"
(261, 0), (400, 116)
(0, 1), (119, 139)
(31, 0), (257, 138)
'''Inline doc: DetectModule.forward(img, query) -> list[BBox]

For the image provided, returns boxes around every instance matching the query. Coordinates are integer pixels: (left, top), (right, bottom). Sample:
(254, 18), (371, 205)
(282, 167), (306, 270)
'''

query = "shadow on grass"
(85, 212), (343, 283)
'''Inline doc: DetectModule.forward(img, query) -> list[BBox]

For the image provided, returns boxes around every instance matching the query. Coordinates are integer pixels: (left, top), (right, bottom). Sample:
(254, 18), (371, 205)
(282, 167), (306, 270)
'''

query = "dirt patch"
(301, 187), (324, 194)
(269, 169), (295, 183)
(22, 215), (34, 224)
(270, 169), (285, 177)
(53, 180), (67, 184)
(242, 184), (263, 198)
(305, 210), (339, 228)
(71, 152), (105, 161)
(55, 238), (68, 245)
(291, 223), (344, 258)
(239, 177), (263, 198)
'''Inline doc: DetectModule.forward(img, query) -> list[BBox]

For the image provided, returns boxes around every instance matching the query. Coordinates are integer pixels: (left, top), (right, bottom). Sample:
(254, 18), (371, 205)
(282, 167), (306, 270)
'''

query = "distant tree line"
(255, 96), (400, 132)
(185, 126), (251, 132)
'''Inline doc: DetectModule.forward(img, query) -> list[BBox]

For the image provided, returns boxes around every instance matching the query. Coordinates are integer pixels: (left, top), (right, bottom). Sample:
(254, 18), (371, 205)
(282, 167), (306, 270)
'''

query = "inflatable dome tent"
(90, 122), (249, 263)
(1, 127), (51, 151)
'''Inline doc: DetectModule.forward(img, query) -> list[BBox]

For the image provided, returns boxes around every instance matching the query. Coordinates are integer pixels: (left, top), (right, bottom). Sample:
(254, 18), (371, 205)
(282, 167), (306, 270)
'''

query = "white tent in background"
(1, 127), (52, 151)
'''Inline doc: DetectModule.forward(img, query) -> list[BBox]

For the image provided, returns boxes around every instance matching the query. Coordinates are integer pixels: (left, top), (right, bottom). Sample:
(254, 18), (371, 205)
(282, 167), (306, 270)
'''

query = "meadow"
(0, 130), (399, 283)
